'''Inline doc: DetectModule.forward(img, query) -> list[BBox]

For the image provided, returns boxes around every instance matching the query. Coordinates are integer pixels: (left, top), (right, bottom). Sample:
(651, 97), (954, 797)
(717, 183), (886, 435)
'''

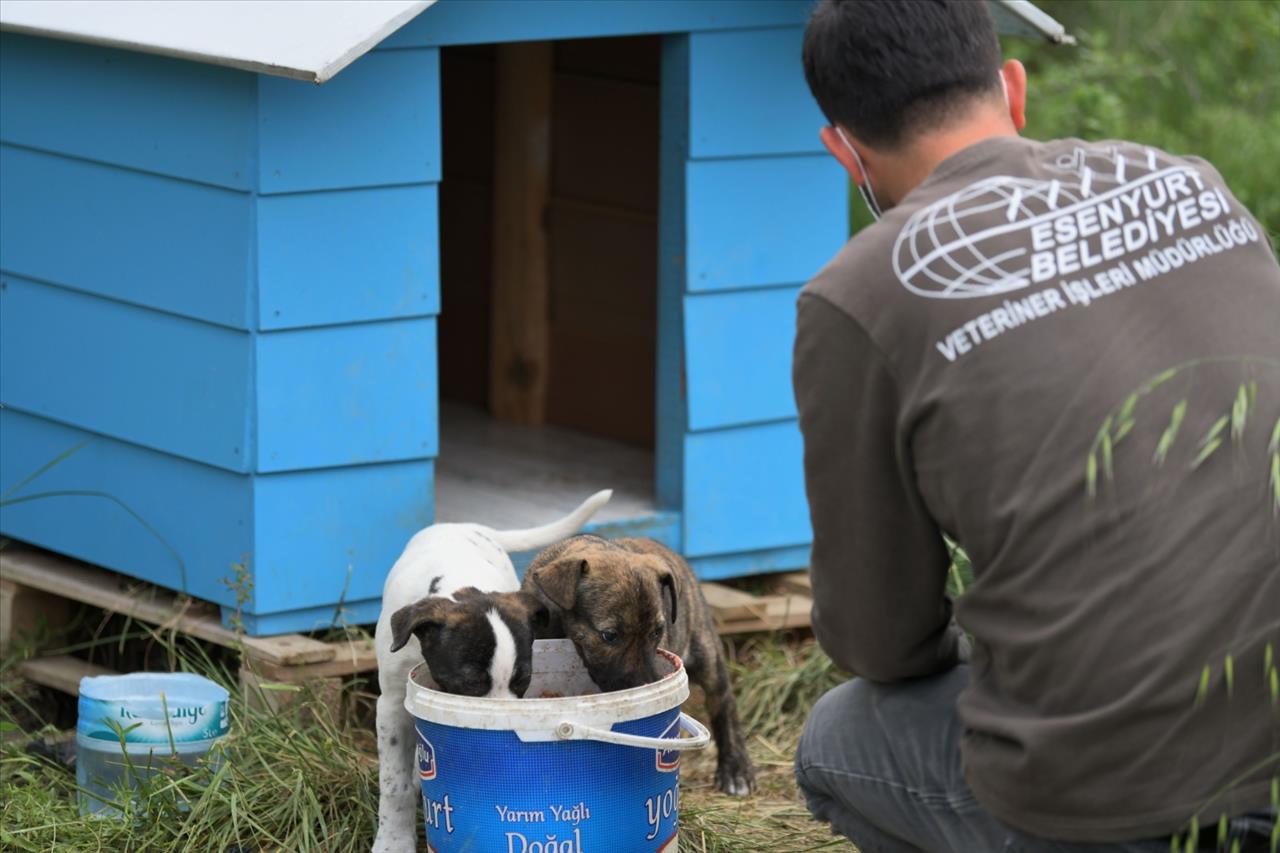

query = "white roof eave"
(0, 0), (436, 84)
(989, 0), (1076, 45)
(0, 0), (1071, 86)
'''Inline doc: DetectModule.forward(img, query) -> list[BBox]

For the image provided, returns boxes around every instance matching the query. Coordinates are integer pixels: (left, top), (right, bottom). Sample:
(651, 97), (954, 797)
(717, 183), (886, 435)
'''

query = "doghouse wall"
(438, 38), (659, 448)
(0, 32), (443, 633)
(1, 1), (847, 635)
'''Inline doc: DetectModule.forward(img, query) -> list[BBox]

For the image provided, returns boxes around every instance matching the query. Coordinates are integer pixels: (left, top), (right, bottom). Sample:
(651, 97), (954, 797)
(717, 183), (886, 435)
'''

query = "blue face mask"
(836, 127), (884, 221)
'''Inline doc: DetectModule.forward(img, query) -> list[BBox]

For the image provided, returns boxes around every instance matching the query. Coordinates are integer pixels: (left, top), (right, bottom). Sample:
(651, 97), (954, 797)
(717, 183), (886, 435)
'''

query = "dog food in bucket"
(405, 638), (709, 851)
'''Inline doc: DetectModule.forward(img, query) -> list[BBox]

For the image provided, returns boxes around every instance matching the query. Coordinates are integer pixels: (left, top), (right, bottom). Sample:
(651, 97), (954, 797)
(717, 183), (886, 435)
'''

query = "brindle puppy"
(523, 535), (756, 795)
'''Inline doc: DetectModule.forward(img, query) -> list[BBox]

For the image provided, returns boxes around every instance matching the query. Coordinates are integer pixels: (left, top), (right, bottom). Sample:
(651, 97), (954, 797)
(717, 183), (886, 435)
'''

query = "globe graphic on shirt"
(892, 144), (1180, 299)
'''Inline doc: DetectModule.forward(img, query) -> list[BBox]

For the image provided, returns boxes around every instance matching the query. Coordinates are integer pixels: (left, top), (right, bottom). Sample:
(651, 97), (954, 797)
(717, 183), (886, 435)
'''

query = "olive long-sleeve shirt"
(793, 134), (1280, 842)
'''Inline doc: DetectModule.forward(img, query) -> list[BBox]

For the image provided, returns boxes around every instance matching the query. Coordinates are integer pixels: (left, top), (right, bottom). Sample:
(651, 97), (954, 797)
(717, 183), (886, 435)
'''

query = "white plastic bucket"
(405, 639), (709, 852)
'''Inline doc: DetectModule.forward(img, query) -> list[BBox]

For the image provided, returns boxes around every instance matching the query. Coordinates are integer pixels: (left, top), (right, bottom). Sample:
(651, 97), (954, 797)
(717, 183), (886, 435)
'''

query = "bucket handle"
(554, 713), (710, 751)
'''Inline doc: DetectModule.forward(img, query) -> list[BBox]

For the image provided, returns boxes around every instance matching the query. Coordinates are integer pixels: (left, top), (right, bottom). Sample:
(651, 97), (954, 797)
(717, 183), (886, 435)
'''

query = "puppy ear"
(531, 601), (550, 635)
(388, 597), (449, 653)
(509, 591), (551, 635)
(660, 571), (678, 626)
(531, 558), (588, 611)
(524, 594), (550, 635)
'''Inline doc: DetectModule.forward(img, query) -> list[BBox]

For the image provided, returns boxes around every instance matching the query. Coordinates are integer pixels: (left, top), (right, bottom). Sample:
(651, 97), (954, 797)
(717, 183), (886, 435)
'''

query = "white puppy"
(372, 490), (611, 853)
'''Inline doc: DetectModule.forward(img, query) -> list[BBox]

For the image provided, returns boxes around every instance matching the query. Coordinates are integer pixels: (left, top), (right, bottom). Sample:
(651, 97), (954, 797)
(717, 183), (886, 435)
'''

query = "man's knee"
(795, 678), (881, 793)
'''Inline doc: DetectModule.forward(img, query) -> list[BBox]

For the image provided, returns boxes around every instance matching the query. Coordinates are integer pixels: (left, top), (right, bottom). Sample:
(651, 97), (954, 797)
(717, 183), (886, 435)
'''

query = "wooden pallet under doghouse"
(1, 546), (812, 697)
(0, 546), (378, 704)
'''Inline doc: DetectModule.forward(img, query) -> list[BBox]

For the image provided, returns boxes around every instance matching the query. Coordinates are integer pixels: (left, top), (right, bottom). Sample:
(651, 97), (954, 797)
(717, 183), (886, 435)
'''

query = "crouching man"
(791, 1), (1280, 851)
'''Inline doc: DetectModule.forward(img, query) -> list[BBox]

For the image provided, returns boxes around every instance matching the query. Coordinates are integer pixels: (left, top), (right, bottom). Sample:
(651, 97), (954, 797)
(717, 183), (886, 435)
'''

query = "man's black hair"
(803, 0), (1003, 149)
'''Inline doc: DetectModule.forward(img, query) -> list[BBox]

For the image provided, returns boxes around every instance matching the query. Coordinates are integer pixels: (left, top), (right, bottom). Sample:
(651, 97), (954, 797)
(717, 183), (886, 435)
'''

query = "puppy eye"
(599, 629), (619, 644)
(651, 626), (663, 640)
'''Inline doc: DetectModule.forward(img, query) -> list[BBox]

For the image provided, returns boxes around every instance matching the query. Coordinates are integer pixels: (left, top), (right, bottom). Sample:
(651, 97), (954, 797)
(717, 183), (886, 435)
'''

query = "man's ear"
(530, 558), (588, 612)
(388, 597), (450, 653)
(819, 125), (869, 185)
(1001, 59), (1027, 131)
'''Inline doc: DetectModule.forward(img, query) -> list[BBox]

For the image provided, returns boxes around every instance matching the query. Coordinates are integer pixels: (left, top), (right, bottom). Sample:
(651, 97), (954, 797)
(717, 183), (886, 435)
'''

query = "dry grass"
(678, 634), (852, 852)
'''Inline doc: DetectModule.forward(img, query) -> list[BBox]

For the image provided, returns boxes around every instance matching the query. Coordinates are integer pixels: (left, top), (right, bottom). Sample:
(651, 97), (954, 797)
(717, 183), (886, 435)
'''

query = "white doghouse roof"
(0, 0), (1070, 86)
(0, 0), (436, 83)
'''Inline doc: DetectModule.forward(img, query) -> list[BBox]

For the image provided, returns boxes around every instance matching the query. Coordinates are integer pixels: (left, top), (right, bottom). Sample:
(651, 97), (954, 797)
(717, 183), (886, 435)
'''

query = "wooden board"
(16, 655), (118, 696)
(0, 577), (67, 653)
(434, 402), (659, 530)
(685, 154), (847, 293)
(683, 420), (811, 558)
(254, 317), (438, 472)
(489, 40), (553, 425)
(256, 48), (440, 192)
(0, 33), (255, 191)
(437, 45), (496, 412)
(257, 184), (440, 331)
(383, 1), (812, 49)
(0, 547), (334, 666)
(775, 572), (812, 596)
(700, 581), (811, 635)
(684, 285), (801, 432)
(0, 145), (252, 329)
(1, 274), (252, 473)
(688, 27), (827, 159)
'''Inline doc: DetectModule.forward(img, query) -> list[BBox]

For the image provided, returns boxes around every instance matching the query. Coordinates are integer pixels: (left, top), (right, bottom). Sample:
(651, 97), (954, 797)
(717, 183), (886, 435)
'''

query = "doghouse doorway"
(434, 36), (663, 534)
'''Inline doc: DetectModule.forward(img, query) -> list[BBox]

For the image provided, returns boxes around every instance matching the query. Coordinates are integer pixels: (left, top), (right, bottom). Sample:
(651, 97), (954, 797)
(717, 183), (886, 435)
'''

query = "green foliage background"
(851, 0), (1280, 245)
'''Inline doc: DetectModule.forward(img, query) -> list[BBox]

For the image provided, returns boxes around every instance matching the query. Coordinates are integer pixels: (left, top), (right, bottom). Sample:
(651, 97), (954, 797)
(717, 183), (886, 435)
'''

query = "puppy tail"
(483, 489), (612, 553)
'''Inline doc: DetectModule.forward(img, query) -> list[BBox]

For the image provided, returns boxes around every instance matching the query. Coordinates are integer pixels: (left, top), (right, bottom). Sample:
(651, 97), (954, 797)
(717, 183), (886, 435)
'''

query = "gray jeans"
(793, 665), (1170, 853)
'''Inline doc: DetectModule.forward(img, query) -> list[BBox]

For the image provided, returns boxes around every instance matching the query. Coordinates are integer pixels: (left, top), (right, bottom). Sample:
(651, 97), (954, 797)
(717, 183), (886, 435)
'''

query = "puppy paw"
(714, 753), (757, 797)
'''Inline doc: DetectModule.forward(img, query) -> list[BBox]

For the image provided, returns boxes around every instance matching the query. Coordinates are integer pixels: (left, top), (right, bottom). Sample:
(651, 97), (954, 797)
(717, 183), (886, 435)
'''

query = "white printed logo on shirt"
(890, 145), (1263, 362)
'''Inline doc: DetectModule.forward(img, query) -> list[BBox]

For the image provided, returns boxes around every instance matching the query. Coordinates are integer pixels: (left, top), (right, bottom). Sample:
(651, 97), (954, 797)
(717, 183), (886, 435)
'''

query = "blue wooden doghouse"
(0, 0), (1068, 635)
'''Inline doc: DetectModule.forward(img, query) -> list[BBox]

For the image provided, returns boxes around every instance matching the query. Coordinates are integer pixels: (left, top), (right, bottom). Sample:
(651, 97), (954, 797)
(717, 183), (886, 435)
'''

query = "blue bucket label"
(416, 707), (682, 852)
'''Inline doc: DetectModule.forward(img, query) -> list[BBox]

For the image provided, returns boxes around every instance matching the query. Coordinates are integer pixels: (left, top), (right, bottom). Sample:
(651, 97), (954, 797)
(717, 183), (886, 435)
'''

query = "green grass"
(1, 612), (853, 853)
(2, 645), (381, 852)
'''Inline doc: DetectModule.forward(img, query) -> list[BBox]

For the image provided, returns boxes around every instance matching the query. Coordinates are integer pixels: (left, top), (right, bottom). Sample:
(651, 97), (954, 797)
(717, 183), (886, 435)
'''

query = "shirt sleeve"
(792, 292), (963, 682)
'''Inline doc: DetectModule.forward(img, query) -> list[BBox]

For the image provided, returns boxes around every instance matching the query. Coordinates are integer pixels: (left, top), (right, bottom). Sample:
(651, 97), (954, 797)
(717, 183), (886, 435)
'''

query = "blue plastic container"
(76, 672), (229, 816)
(405, 640), (708, 852)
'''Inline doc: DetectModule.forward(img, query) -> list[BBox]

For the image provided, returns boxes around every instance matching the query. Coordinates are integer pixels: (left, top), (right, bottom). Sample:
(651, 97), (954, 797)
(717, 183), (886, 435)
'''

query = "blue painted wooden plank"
(0, 275), (252, 471)
(689, 543), (811, 581)
(234, 599), (385, 635)
(257, 184), (440, 330)
(509, 511), (683, 577)
(250, 460), (434, 613)
(258, 49), (440, 194)
(685, 154), (847, 292)
(0, 145), (252, 328)
(656, 34), (691, 511)
(0, 409), (253, 608)
(255, 318), (438, 472)
(684, 285), (800, 432)
(382, 0), (811, 48)
(689, 27), (827, 159)
(0, 34), (256, 190)
(682, 420), (811, 557)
